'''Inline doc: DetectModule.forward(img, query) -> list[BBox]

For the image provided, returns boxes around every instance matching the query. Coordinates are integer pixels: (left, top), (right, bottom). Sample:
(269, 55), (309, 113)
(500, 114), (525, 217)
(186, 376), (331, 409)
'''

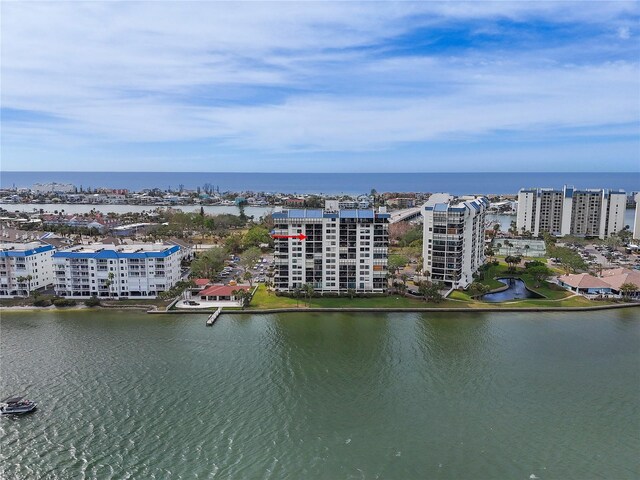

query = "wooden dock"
(206, 307), (223, 326)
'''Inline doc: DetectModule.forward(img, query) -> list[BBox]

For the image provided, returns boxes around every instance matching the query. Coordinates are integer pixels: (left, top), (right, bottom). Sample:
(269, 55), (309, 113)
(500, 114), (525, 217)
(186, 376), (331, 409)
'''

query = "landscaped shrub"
(53, 298), (77, 307)
(525, 260), (546, 269)
(84, 296), (101, 307)
(33, 298), (52, 307)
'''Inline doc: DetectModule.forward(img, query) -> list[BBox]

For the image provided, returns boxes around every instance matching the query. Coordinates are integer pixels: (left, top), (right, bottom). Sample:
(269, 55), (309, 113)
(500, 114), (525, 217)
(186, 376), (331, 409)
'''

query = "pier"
(206, 307), (223, 326)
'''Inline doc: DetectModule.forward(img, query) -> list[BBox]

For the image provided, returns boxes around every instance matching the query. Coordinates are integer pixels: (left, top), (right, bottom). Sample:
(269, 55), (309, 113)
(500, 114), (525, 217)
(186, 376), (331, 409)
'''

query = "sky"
(1, 1), (639, 173)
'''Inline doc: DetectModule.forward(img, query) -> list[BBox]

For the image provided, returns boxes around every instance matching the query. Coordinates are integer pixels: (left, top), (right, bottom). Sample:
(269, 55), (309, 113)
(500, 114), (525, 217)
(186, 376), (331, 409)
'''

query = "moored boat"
(0, 396), (37, 415)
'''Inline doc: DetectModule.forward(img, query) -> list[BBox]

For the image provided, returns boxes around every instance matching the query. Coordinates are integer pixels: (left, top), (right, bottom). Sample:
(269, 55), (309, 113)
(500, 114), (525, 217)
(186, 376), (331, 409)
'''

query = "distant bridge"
(389, 207), (422, 224)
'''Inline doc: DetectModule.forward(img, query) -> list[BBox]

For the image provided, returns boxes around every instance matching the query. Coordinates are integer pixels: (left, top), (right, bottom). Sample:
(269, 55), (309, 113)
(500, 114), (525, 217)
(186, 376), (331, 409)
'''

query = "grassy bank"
(249, 285), (459, 309)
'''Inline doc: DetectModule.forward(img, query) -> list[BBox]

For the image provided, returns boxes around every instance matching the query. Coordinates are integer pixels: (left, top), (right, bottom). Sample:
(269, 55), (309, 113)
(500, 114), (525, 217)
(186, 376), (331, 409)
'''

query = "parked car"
(185, 300), (200, 306)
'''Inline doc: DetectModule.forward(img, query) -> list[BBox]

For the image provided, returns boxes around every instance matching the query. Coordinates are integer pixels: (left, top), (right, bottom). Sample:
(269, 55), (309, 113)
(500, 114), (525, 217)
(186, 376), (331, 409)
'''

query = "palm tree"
(302, 283), (314, 306)
(25, 274), (33, 296)
(503, 240), (512, 256)
(232, 289), (250, 309)
(619, 283), (638, 301)
(106, 271), (115, 298)
(16, 275), (26, 296)
(293, 287), (302, 307)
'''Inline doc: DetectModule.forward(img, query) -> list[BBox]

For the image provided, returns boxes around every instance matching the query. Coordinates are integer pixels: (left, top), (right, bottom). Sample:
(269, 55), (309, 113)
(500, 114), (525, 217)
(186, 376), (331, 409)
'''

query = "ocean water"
(2, 309), (639, 479)
(1, 171), (639, 195)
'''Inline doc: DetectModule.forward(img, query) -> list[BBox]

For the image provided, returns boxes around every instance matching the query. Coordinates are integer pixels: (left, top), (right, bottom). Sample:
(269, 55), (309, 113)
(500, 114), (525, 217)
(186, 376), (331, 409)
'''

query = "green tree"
(504, 255), (522, 272)
(508, 220), (518, 236)
(398, 226), (422, 247)
(388, 254), (408, 277)
(302, 283), (315, 306)
(468, 282), (490, 297)
(527, 265), (552, 287)
(106, 271), (116, 297)
(347, 288), (356, 300)
(617, 227), (632, 244)
(224, 234), (243, 254)
(232, 289), (251, 309)
(191, 247), (227, 279)
(293, 287), (302, 307)
(548, 246), (586, 274)
(243, 225), (272, 249)
(240, 247), (262, 273)
(243, 270), (254, 287)
(485, 247), (495, 262)
(418, 281), (443, 303)
(619, 282), (638, 300)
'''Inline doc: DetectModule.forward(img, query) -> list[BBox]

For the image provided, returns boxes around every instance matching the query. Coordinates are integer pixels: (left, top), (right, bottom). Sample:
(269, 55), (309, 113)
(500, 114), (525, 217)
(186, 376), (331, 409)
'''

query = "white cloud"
(618, 26), (631, 39)
(1, 1), (639, 162)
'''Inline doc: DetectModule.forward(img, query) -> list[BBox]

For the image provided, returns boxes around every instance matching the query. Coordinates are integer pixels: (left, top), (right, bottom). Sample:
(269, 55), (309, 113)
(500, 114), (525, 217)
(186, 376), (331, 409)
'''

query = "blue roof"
(287, 209), (323, 218)
(433, 203), (449, 212)
(54, 245), (180, 260)
(0, 244), (54, 257)
(274, 209), (381, 219)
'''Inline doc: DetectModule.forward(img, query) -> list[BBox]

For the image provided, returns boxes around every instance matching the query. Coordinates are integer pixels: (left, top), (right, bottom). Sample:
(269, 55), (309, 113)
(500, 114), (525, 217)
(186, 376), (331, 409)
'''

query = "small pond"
(481, 277), (544, 302)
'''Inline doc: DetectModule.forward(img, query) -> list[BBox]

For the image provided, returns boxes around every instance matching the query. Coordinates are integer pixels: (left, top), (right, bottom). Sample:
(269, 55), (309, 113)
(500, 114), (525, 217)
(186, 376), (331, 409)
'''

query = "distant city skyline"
(1, 1), (639, 172)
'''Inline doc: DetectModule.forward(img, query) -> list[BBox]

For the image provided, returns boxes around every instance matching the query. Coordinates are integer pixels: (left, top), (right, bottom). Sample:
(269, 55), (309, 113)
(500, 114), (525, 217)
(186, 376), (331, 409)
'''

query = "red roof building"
(198, 285), (250, 301)
(193, 278), (212, 289)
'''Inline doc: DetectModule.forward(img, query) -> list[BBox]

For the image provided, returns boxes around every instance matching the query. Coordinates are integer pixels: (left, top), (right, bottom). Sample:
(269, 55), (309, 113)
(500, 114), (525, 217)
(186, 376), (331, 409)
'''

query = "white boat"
(0, 396), (37, 415)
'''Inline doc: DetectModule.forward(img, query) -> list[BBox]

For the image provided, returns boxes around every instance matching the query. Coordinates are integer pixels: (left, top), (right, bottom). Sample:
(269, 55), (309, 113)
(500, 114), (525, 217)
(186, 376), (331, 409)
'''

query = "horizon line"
(3, 170), (639, 174)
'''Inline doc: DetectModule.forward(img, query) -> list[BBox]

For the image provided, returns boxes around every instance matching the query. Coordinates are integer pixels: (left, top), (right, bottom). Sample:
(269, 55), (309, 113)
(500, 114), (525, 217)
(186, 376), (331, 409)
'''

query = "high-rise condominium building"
(0, 242), (56, 297)
(516, 186), (626, 239)
(53, 243), (181, 299)
(272, 201), (390, 293)
(422, 194), (489, 289)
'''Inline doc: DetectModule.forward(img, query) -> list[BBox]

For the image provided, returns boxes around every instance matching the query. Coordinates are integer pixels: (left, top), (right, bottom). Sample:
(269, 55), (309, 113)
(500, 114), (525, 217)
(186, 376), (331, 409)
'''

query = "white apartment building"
(272, 203), (390, 293)
(516, 186), (626, 239)
(422, 194), (489, 289)
(53, 243), (182, 299)
(31, 182), (75, 193)
(0, 242), (56, 297)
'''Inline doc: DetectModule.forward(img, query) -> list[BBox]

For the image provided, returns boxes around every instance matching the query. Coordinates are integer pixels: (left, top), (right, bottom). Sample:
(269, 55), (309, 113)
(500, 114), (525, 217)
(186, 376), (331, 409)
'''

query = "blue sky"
(1, 1), (639, 172)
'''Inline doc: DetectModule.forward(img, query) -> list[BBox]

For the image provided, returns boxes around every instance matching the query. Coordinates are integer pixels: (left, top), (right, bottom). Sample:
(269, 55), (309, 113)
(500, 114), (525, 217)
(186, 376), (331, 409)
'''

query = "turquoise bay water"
(1, 310), (639, 479)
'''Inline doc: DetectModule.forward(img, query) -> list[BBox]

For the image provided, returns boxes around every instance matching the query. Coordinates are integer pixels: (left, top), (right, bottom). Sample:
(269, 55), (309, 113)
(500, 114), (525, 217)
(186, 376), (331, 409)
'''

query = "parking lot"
(216, 254), (274, 285)
(561, 242), (640, 270)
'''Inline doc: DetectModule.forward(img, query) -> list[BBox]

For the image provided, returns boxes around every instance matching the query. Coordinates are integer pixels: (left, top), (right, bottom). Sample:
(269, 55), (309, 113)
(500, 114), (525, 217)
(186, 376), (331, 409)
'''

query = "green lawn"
(247, 283), (618, 310)
(249, 285), (458, 309)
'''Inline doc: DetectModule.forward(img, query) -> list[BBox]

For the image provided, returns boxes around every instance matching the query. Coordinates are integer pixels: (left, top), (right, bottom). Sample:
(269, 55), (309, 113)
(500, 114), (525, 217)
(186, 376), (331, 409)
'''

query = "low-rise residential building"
(272, 203), (390, 293)
(558, 269), (640, 298)
(422, 194), (489, 289)
(386, 197), (416, 209)
(53, 243), (181, 298)
(516, 185), (626, 239)
(557, 273), (613, 296)
(0, 242), (56, 297)
(198, 284), (250, 302)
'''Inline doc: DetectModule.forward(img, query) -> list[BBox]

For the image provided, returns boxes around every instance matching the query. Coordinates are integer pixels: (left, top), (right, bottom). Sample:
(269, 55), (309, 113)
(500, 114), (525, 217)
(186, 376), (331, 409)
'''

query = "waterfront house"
(599, 268), (640, 298)
(198, 284), (250, 302)
(557, 273), (613, 296)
